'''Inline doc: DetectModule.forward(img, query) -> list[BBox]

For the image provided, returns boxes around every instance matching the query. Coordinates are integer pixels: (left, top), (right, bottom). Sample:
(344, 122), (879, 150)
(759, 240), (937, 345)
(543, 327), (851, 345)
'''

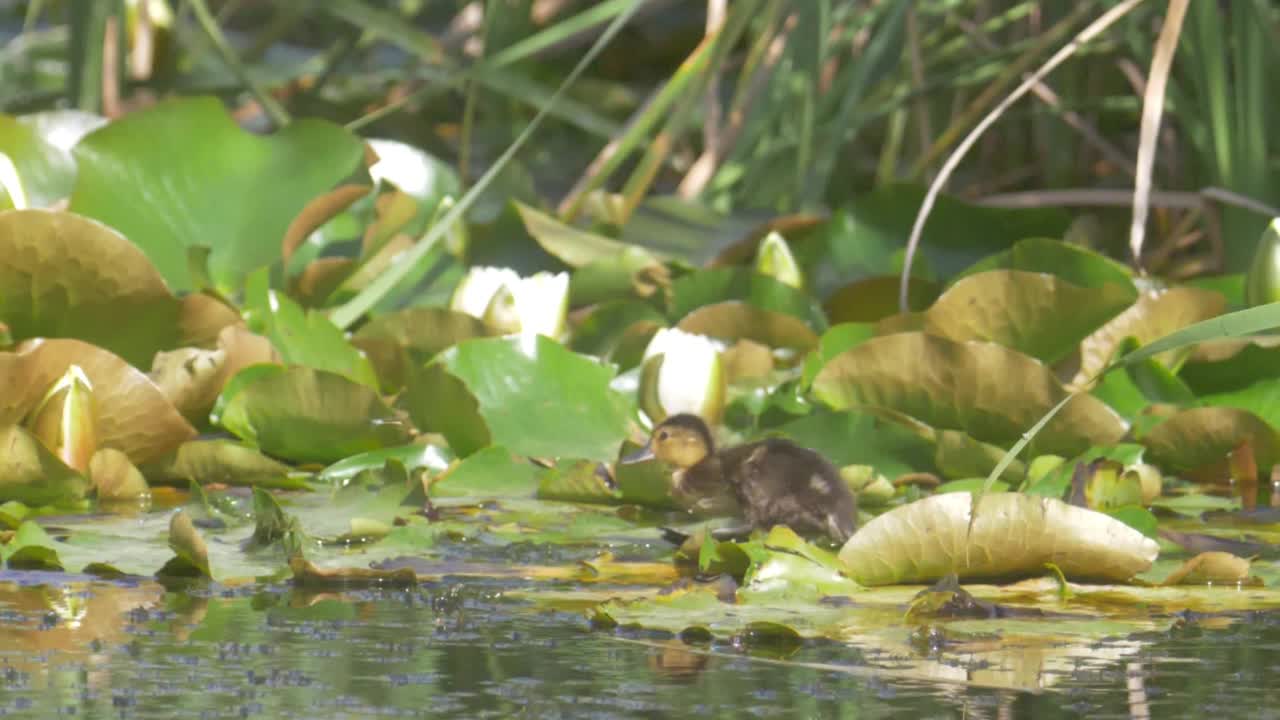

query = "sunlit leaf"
(838, 493), (1159, 585)
(0, 209), (238, 367)
(812, 332), (1126, 457)
(69, 97), (365, 291)
(403, 336), (631, 462)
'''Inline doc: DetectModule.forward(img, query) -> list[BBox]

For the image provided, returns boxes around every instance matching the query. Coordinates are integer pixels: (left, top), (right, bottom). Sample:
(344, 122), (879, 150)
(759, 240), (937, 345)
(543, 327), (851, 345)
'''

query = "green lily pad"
(515, 201), (632, 267)
(0, 424), (89, 506)
(811, 332), (1126, 458)
(773, 409), (936, 478)
(351, 307), (496, 391)
(402, 336), (631, 462)
(317, 443), (453, 486)
(954, 236), (1135, 290)
(921, 269), (1136, 364)
(69, 96), (365, 291)
(219, 366), (411, 464)
(823, 275), (940, 325)
(0, 113), (82, 208)
(669, 269), (826, 331)
(1179, 337), (1280, 395)
(1, 521), (64, 570)
(838, 493), (1159, 585)
(243, 273), (379, 389)
(430, 445), (541, 499)
(1140, 407), (1279, 473)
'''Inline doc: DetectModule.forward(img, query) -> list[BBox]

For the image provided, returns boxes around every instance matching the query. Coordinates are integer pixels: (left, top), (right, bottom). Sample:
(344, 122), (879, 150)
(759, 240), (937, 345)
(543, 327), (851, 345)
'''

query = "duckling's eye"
(657, 430), (669, 441)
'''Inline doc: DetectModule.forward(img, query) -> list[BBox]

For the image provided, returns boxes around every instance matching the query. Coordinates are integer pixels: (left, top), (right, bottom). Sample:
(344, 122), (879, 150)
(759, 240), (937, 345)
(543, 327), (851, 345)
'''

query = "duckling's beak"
(619, 444), (655, 464)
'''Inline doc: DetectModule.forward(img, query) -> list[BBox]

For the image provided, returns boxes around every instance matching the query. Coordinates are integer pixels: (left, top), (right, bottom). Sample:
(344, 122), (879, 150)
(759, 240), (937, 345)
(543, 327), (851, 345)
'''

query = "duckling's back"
(721, 439), (857, 543)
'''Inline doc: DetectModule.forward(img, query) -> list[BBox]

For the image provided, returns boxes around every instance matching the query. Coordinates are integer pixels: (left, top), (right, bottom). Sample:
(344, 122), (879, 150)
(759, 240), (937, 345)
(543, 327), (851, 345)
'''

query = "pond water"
(1, 572), (1276, 719)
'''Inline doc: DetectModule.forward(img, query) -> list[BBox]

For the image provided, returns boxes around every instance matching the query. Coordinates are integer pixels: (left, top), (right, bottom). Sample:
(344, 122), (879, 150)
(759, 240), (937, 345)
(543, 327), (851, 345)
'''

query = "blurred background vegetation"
(1, 0), (1277, 281)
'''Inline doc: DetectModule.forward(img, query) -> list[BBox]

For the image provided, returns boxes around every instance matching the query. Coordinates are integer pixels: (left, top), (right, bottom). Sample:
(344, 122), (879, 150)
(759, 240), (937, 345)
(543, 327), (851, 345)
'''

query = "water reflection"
(0, 572), (1278, 718)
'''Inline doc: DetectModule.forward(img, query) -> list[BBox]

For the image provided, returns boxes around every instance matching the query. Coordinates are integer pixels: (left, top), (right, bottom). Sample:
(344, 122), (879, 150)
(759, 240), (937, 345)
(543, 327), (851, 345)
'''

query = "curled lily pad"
(219, 366), (411, 465)
(89, 448), (150, 502)
(14, 339), (196, 465)
(1074, 287), (1226, 386)
(281, 184), (371, 266)
(69, 97), (366, 291)
(811, 332), (1126, 457)
(402, 336), (631, 462)
(0, 424), (89, 506)
(838, 493), (1159, 585)
(1140, 407), (1279, 473)
(142, 439), (301, 489)
(1160, 552), (1254, 586)
(0, 209), (237, 367)
(921, 270), (1136, 364)
(677, 301), (819, 353)
(162, 510), (211, 578)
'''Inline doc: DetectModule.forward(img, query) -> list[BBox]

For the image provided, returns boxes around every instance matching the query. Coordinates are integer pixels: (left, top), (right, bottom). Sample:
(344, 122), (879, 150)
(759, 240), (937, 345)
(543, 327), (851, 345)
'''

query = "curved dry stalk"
(898, 0), (1148, 313)
(1129, 0), (1190, 271)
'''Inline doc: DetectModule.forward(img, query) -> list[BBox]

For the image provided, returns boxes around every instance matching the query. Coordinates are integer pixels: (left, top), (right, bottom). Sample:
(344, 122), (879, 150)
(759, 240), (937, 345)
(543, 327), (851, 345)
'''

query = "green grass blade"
(329, 0), (647, 330)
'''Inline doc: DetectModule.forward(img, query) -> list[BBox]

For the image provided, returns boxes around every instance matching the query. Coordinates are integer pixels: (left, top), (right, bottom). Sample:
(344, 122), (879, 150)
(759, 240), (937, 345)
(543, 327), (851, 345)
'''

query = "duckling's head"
(621, 413), (715, 469)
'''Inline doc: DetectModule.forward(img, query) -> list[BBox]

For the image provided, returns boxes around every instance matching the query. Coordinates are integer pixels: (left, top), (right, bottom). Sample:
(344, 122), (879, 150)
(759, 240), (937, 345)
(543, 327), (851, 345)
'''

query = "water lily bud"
(483, 283), (522, 334)
(28, 365), (97, 473)
(1128, 462), (1163, 504)
(638, 328), (726, 424)
(754, 231), (804, 289)
(1246, 218), (1280, 306)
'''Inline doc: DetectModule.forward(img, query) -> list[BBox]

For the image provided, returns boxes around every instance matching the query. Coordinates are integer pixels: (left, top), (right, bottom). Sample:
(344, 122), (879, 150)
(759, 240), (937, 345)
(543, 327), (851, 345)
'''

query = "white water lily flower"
(639, 327), (726, 424)
(451, 266), (569, 339)
(511, 271), (570, 339)
(451, 266), (521, 318)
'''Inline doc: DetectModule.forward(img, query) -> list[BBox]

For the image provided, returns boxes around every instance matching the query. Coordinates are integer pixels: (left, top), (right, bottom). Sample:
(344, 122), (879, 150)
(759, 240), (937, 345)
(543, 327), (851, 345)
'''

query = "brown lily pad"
(811, 332), (1126, 458)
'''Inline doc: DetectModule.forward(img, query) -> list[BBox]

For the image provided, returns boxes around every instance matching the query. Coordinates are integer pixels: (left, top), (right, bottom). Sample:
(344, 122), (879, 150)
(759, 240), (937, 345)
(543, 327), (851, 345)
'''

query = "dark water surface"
(1, 572), (1278, 719)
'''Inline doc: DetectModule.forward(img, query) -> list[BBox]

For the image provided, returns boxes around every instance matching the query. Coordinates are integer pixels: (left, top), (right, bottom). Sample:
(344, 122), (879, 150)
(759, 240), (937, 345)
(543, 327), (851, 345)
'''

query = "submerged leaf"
(838, 493), (1159, 585)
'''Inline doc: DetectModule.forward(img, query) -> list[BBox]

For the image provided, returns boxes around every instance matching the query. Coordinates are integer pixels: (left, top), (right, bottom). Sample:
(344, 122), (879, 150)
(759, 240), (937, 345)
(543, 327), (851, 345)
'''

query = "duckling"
(623, 414), (857, 544)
